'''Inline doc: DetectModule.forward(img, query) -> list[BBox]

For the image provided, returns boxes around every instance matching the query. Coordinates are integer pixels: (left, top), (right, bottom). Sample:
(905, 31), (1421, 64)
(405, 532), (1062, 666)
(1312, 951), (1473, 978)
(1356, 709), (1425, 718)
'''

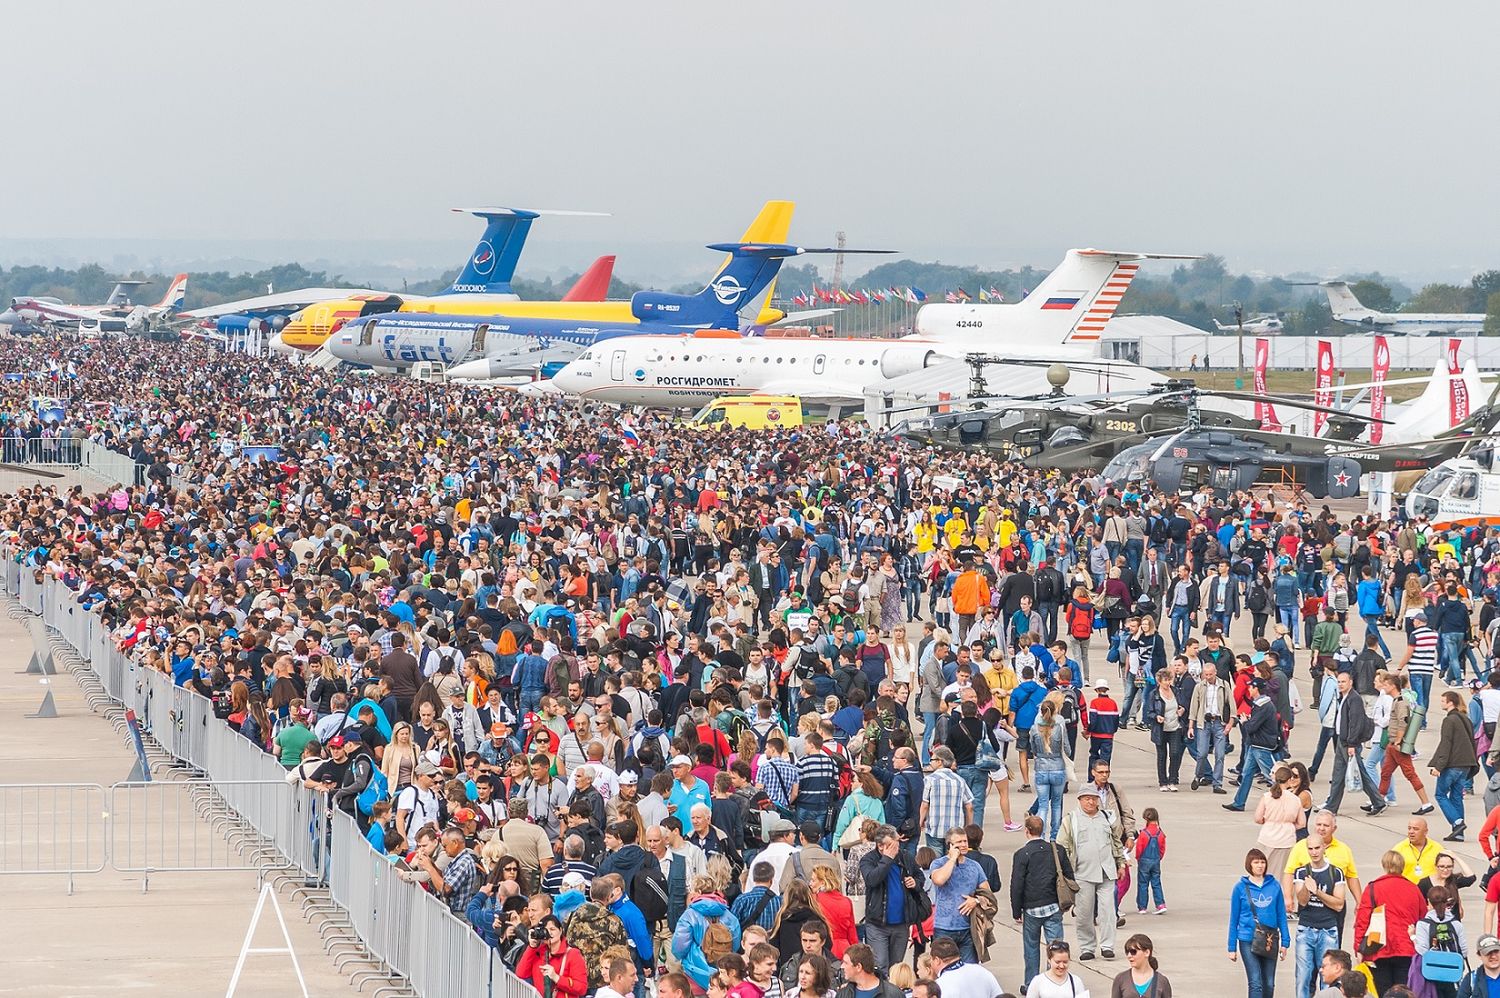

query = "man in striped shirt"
(1398, 612), (1440, 728)
(792, 732), (840, 834)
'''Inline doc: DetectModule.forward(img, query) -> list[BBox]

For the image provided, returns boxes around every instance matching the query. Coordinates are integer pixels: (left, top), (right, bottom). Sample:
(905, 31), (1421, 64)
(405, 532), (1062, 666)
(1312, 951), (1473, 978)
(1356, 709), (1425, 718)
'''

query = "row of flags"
(788, 285), (1015, 307)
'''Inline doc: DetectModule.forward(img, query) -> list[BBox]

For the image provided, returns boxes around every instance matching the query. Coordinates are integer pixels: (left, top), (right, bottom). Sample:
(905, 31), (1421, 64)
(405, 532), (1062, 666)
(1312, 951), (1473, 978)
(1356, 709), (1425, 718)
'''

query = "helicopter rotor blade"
(1030, 430), (1164, 467)
(1199, 389), (1391, 422)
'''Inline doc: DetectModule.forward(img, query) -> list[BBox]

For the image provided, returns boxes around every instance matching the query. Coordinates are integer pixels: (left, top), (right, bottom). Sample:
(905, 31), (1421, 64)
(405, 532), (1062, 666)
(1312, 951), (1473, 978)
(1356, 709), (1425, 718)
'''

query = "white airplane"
(1320, 281), (1484, 335)
(1212, 314), (1283, 335)
(3, 274), (188, 331)
(550, 248), (1187, 409)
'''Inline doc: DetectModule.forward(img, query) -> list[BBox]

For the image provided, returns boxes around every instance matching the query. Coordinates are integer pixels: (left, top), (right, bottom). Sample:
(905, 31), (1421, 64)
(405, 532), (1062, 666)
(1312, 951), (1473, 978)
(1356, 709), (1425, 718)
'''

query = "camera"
(530, 924), (549, 945)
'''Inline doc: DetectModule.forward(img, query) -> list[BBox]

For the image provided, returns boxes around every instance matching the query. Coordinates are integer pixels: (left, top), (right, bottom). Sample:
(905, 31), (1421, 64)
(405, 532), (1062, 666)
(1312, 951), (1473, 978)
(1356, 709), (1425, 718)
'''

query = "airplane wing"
(183, 287), (387, 320)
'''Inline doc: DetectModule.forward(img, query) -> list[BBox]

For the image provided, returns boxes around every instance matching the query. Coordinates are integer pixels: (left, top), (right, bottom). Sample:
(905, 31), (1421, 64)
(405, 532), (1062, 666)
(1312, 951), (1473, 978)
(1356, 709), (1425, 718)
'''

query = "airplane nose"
(267, 332), (296, 355)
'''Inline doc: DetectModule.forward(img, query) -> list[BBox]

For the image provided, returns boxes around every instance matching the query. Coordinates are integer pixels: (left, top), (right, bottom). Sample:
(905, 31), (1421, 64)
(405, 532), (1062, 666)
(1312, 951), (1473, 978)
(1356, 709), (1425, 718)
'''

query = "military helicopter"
(888, 354), (1365, 465)
(889, 355), (1387, 498)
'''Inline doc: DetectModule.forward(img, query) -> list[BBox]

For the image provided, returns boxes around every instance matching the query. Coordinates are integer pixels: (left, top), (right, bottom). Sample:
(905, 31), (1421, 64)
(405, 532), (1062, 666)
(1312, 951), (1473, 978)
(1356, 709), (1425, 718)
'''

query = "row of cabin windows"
(650, 355), (872, 364)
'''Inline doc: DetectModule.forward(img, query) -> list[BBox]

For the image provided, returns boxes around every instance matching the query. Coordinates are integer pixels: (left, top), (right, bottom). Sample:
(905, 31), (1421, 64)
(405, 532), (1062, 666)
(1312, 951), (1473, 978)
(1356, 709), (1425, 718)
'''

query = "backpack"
(1149, 517), (1170, 545)
(1424, 916), (1462, 953)
(1344, 699), (1375, 747)
(1067, 603), (1094, 641)
(565, 903), (628, 990)
(700, 917), (735, 966)
(841, 577), (862, 607)
(723, 708), (755, 750)
(1246, 580), (1268, 613)
(1059, 687), (1080, 726)
(632, 863), (670, 926)
(355, 759), (389, 816)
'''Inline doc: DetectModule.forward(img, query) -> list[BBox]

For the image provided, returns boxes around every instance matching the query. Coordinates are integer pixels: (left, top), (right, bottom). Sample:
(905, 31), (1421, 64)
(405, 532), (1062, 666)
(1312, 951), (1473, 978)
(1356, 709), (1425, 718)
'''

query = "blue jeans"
(958, 765), (988, 828)
(1021, 909), (1064, 985)
(1296, 925), (1339, 998)
(1124, 538), (1144, 575)
(1212, 611), (1234, 636)
(1195, 719), (1229, 788)
(1440, 632), (1466, 684)
(1035, 768), (1067, 840)
(519, 688), (543, 717)
(934, 925), (975, 963)
(1135, 863), (1163, 910)
(1308, 727), (1335, 778)
(1435, 767), (1467, 832)
(1120, 681), (1145, 728)
(921, 710), (938, 764)
(1239, 939), (1278, 998)
(1364, 741), (1394, 804)
(1232, 745), (1277, 808)
(1169, 606), (1192, 654)
(1278, 605), (1300, 641)
(1410, 673), (1433, 727)
(1364, 613), (1391, 658)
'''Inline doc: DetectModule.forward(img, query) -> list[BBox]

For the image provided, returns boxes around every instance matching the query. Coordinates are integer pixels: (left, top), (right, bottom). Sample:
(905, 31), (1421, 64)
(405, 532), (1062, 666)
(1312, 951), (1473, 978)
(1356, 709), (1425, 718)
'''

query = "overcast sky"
(4, 1), (1497, 284)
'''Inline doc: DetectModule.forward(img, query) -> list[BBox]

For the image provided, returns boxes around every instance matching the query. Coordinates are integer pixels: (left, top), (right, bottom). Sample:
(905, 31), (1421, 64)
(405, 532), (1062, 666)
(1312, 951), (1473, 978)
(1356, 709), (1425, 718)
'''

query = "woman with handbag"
(1226, 848), (1289, 998)
(1353, 850), (1428, 994)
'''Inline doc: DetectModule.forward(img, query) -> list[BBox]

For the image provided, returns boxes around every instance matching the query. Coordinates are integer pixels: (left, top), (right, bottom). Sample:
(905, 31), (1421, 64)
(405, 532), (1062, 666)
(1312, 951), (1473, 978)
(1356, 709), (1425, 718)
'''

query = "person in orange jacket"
(951, 561), (991, 640)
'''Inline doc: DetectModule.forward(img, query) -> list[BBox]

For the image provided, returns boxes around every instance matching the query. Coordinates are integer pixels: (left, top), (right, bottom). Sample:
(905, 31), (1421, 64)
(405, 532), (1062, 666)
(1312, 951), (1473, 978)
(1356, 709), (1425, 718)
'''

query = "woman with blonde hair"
(808, 864), (857, 958)
(382, 721), (420, 790)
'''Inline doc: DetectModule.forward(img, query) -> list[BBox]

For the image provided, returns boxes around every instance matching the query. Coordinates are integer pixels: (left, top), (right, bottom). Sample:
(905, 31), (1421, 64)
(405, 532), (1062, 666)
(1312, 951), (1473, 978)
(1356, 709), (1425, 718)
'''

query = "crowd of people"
(7, 334), (1500, 997)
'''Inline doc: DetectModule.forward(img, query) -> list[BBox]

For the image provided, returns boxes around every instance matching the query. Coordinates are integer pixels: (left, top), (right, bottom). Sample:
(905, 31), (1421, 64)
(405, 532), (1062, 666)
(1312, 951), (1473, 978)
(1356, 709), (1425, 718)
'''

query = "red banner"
(1313, 339), (1334, 436)
(1370, 335), (1390, 444)
(1448, 337), (1469, 427)
(1253, 337), (1281, 430)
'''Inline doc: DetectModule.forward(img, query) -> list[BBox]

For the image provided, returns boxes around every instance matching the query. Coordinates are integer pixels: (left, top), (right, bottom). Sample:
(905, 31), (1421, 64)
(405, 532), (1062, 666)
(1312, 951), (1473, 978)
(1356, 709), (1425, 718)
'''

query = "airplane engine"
(268, 314), (289, 332)
(880, 347), (938, 379)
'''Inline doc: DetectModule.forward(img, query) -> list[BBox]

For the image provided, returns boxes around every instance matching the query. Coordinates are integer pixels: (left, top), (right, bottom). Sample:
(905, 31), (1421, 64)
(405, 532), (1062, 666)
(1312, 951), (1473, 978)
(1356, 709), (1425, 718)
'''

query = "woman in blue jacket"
(1227, 848), (1289, 998)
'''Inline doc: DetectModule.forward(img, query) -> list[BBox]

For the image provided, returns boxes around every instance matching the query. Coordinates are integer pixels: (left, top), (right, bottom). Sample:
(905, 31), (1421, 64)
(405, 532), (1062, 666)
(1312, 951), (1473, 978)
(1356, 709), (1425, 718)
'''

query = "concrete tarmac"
(956, 622), (1489, 996)
(0, 606), (358, 997)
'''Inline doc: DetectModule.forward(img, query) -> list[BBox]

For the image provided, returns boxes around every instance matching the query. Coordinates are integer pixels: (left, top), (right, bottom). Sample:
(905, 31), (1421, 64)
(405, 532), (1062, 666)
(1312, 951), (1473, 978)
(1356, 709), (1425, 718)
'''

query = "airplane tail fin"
(1321, 281), (1373, 319)
(703, 201), (796, 288)
(560, 256), (615, 302)
(443, 207), (607, 296)
(157, 273), (188, 311)
(633, 241), (891, 328)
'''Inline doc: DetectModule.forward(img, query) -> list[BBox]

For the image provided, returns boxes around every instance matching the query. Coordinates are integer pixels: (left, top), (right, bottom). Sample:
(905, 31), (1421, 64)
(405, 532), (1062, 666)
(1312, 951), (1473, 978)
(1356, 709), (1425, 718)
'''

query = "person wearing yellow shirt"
(1283, 812), (1360, 913)
(912, 513), (938, 555)
(996, 512), (1017, 551)
(942, 515), (967, 551)
(1391, 817), (1445, 883)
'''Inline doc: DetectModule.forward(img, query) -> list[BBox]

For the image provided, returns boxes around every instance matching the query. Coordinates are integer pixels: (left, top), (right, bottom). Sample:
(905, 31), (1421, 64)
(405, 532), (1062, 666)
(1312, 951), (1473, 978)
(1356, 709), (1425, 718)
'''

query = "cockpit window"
(1453, 472), (1479, 500)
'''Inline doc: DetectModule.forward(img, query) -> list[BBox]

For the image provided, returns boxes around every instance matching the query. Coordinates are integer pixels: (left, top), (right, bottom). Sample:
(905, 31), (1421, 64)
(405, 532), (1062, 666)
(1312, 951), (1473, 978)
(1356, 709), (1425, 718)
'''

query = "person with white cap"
(1085, 679), (1121, 772)
(1057, 784), (1127, 962)
(667, 753), (712, 820)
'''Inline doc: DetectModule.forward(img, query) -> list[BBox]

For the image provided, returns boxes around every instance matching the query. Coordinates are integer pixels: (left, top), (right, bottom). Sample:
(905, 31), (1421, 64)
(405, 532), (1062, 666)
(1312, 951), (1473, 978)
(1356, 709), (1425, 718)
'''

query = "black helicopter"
(888, 356), (1384, 498)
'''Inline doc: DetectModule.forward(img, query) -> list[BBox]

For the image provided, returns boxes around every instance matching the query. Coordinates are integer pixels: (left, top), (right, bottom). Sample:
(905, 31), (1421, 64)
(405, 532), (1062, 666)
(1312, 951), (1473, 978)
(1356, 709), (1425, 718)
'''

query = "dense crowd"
(7, 335), (1500, 997)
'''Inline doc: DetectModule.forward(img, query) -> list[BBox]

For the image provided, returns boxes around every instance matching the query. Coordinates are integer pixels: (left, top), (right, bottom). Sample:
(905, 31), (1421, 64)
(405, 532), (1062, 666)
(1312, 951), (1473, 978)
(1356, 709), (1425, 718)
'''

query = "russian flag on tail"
(1041, 295), (1083, 310)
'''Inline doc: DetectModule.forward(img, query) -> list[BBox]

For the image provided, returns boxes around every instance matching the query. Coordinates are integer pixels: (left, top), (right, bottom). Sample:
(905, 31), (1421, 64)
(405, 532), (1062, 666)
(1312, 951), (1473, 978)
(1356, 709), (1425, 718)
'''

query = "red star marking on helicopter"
(1334, 470), (1351, 489)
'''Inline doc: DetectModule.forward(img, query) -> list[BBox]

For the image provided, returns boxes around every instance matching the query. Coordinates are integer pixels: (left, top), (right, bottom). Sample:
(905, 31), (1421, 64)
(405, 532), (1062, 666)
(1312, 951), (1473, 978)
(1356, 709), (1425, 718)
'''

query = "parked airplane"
(184, 207), (604, 343)
(1213, 314), (1283, 335)
(1318, 281), (1484, 335)
(330, 202), (804, 375)
(5, 274), (188, 331)
(352, 237), (850, 378)
(550, 249), (1180, 409)
(912, 250), (1198, 350)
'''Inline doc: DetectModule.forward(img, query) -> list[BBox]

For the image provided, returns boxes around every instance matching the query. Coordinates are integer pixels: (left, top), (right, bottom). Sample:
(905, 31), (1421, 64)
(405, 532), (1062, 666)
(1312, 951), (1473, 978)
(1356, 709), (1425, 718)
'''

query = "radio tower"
(831, 230), (847, 290)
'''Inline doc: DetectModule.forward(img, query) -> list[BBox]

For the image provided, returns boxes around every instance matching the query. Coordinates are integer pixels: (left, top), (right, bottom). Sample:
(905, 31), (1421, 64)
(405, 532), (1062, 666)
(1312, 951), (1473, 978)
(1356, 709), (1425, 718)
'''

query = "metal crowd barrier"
(77, 439), (144, 486)
(0, 437), (83, 466)
(0, 783), (109, 893)
(16, 558), (525, 997)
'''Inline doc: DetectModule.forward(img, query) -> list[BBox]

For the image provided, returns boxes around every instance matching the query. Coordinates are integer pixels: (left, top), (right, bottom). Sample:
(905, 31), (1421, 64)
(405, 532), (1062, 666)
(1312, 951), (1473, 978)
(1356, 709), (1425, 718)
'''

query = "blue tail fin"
(631, 243), (895, 328)
(442, 208), (540, 295)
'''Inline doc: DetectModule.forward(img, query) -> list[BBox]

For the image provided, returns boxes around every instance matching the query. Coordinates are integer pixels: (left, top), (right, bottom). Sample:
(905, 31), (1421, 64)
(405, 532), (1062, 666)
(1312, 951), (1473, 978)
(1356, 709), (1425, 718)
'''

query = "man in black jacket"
(869, 748), (924, 855)
(1010, 814), (1074, 987)
(1034, 559), (1067, 643)
(859, 825), (924, 973)
(1323, 671), (1385, 816)
(1223, 678), (1282, 812)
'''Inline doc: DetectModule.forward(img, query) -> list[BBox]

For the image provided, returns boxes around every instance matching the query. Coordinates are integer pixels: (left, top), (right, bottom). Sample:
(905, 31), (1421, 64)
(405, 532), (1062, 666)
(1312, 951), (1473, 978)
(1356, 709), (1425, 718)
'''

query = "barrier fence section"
(0, 437), (83, 466)
(14, 563), (519, 996)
